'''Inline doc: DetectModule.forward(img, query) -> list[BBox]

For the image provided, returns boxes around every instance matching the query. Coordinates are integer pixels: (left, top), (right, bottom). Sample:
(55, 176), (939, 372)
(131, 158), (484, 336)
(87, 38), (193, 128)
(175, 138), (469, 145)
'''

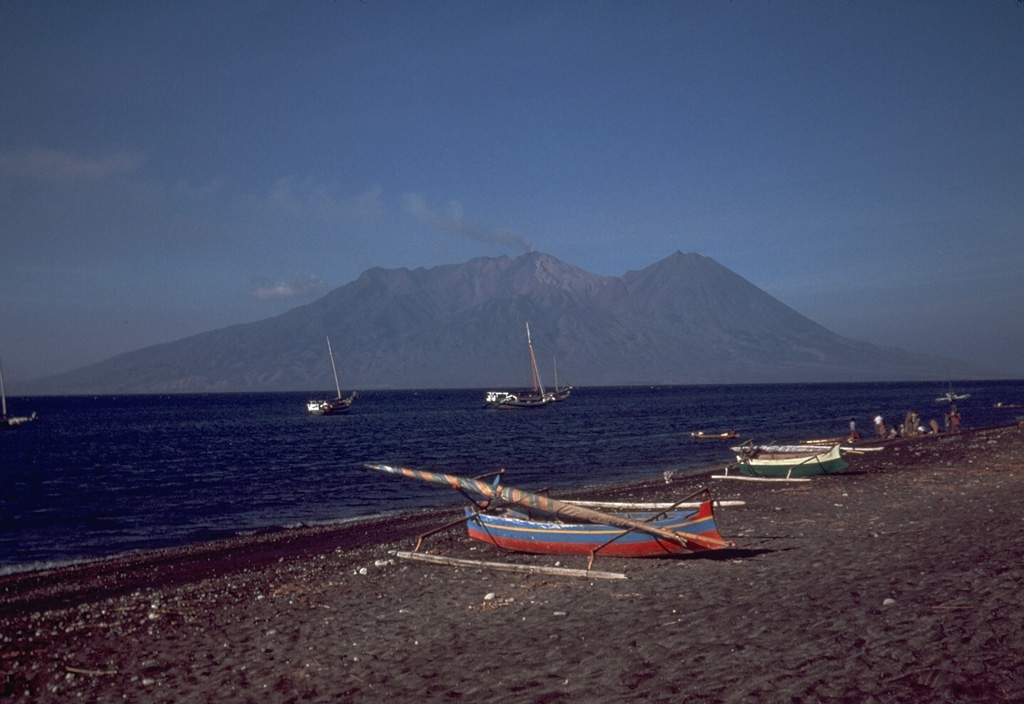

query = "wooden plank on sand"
(710, 475), (812, 482)
(395, 551), (627, 580)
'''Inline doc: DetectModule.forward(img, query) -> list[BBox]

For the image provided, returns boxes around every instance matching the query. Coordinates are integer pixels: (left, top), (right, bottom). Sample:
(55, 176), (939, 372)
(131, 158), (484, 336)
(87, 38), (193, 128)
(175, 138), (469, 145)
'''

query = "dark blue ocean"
(3, 381), (1022, 574)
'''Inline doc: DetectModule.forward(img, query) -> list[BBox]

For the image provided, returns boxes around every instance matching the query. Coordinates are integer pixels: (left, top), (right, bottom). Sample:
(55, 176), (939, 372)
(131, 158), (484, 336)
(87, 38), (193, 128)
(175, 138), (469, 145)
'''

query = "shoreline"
(0, 448), (739, 585)
(3, 423), (1024, 701)
(2, 422), (1017, 583)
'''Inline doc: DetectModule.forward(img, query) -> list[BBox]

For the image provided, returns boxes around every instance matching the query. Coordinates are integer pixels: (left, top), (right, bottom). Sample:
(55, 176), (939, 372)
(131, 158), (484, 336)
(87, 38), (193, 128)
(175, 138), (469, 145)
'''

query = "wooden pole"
(395, 551), (627, 580)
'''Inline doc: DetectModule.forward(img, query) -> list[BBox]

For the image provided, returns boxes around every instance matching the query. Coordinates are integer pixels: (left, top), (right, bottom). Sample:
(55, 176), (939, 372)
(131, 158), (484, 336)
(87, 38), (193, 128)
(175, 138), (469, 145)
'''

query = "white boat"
(306, 336), (356, 415)
(484, 321), (552, 409)
(1, 356), (38, 428)
(936, 378), (970, 403)
(716, 443), (848, 480)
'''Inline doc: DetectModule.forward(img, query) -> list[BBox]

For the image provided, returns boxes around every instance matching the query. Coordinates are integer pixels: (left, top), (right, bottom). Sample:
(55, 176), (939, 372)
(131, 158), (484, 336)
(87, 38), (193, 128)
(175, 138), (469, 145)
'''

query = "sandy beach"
(3, 424), (1024, 702)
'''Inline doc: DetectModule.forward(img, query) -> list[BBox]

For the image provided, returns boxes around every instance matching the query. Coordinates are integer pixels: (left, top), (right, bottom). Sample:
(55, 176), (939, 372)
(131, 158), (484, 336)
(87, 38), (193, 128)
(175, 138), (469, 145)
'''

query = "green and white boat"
(730, 443), (848, 479)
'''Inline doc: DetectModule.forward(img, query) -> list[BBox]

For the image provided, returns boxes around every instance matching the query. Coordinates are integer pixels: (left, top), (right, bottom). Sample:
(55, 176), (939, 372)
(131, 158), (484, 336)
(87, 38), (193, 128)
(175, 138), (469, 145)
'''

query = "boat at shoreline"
(365, 463), (733, 565)
(726, 442), (848, 479)
(465, 494), (729, 559)
(306, 336), (356, 415)
(1, 356), (38, 429)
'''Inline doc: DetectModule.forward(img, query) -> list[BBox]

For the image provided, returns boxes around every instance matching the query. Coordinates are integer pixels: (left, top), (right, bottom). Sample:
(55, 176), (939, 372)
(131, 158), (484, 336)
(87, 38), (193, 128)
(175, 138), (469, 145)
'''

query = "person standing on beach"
(848, 418), (860, 440)
(904, 410), (920, 437)
(950, 405), (962, 433)
(874, 414), (886, 439)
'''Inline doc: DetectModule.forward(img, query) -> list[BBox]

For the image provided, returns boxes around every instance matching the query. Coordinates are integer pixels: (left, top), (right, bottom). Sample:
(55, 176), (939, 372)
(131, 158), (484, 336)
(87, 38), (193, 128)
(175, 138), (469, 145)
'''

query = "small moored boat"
(691, 429), (738, 440)
(0, 356), (38, 429)
(547, 357), (572, 402)
(484, 321), (553, 409)
(725, 443), (848, 479)
(306, 336), (356, 415)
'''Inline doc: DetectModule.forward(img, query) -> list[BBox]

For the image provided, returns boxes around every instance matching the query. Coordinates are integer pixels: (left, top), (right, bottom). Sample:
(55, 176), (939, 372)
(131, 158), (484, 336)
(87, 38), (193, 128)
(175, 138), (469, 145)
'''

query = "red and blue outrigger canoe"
(465, 502), (726, 558)
(365, 463), (732, 565)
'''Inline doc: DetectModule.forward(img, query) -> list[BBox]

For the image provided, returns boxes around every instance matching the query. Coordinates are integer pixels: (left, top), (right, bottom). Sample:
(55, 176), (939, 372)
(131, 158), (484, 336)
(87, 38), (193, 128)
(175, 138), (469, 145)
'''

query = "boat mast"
(525, 321), (544, 394)
(0, 356), (7, 418)
(326, 336), (342, 399)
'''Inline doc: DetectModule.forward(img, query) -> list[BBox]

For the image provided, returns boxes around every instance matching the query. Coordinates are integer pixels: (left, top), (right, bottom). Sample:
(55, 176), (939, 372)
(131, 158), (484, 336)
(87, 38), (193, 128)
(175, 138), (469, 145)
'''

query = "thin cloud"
(1, 148), (144, 184)
(251, 273), (329, 300)
(266, 178), (383, 226)
(402, 193), (532, 252)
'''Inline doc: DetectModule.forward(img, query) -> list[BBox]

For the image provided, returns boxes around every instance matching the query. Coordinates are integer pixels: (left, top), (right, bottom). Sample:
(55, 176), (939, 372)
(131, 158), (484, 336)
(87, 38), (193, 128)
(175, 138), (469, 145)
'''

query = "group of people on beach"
(863, 405), (962, 440)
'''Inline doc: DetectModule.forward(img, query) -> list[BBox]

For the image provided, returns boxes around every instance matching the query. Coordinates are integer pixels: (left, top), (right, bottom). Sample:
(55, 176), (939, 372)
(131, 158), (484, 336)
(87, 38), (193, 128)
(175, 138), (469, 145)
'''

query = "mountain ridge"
(22, 251), (989, 394)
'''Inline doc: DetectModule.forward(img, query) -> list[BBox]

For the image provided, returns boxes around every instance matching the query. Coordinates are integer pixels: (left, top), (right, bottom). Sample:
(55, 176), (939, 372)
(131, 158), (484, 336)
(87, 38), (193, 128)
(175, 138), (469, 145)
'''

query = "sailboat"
(935, 378), (970, 403)
(306, 336), (356, 415)
(484, 321), (552, 409)
(548, 356), (572, 402)
(1, 356), (38, 428)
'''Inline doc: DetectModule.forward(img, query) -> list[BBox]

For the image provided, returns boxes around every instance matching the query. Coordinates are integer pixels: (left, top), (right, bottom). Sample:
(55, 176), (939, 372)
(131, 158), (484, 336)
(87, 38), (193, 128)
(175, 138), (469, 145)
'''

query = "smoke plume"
(402, 193), (532, 252)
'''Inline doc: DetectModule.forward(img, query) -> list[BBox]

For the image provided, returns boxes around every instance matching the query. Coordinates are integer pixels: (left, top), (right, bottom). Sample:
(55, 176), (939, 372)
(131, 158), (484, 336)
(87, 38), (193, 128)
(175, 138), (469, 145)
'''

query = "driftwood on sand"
(395, 551), (627, 580)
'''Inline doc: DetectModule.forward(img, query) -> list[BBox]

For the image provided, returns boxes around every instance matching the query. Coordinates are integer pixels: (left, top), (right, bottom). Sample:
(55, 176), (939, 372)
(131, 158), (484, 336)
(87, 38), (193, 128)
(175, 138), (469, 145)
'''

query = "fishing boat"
(465, 498), (727, 559)
(365, 463), (732, 566)
(0, 356), (38, 428)
(690, 429), (738, 440)
(724, 442), (848, 479)
(484, 321), (552, 409)
(306, 336), (356, 415)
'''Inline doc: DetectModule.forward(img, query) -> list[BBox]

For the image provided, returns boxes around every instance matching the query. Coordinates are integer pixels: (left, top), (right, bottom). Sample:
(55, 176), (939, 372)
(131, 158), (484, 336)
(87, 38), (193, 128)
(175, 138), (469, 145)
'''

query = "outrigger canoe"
(465, 497), (727, 558)
(729, 443), (848, 479)
(364, 463), (732, 565)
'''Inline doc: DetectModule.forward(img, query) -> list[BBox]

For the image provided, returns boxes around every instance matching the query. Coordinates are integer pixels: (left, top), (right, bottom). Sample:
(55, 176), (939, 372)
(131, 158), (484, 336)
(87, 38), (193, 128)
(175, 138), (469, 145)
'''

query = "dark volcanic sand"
(2, 425), (1024, 702)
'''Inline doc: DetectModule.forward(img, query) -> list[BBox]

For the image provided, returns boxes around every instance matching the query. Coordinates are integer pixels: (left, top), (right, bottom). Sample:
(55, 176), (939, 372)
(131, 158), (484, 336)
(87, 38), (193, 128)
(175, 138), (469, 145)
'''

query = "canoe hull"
(465, 501), (729, 557)
(738, 444), (848, 478)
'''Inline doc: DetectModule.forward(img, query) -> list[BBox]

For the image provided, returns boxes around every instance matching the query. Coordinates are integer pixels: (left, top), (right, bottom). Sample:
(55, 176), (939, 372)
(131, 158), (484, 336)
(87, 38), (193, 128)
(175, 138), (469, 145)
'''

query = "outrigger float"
(365, 464), (733, 570)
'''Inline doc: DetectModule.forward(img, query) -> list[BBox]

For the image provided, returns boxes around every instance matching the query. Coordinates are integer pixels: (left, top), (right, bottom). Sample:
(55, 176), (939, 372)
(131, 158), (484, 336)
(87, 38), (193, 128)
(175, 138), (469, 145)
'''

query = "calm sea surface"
(3, 381), (1022, 574)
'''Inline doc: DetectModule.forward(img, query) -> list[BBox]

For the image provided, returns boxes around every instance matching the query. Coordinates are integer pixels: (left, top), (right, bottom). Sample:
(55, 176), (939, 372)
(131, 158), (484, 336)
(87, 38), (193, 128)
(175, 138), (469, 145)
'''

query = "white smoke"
(402, 193), (532, 252)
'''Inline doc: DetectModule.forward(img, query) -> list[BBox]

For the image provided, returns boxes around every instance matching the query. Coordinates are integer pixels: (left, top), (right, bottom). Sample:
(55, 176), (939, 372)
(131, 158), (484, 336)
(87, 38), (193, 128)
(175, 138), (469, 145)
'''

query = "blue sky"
(2, 1), (1022, 385)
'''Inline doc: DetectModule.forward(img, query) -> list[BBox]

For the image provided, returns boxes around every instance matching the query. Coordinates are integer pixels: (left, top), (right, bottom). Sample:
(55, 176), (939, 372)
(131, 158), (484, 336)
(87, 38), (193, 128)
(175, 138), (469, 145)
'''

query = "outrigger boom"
(363, 463), (731, 551)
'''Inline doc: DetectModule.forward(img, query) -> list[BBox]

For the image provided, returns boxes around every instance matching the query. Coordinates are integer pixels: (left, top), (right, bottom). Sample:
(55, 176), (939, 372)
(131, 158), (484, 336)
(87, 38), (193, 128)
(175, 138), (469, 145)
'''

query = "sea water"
(2, 381), (1022, 574)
